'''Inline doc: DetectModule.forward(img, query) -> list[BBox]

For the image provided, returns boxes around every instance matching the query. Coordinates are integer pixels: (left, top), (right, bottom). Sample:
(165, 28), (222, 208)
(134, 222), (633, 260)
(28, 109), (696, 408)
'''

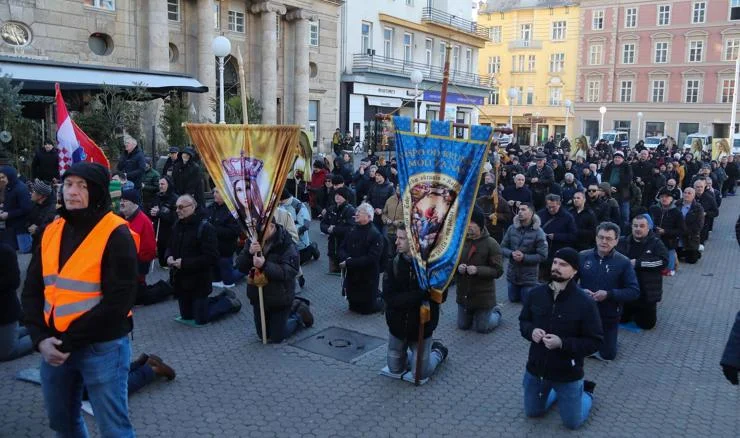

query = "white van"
(644, 136), (666, 150)
(600, 131), (629, 148)
(683, 133), (713, 152)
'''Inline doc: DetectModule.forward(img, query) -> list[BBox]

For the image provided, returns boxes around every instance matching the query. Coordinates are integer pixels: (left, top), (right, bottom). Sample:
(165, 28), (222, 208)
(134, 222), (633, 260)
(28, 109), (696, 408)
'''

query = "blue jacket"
(0, 166), (32, 232)
(116, 146), (146, 188)
(536, 207), (577, 260)
(578, 248), (640, 324)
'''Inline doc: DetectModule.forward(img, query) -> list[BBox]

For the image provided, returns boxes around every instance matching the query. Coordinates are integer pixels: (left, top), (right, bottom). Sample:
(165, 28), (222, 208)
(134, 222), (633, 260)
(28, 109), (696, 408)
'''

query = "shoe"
(588, 352), (611, 362)
(431, 341), (449, 362)
(147, 354), (176, 380)
(583, 380), (596, 395)
(311, 242), (320, 260)
(218, 289), (241, 313)
(298, 275), (305, 288)
(661, 268), (670, 277)
(132, 353), (149, 369)
(669, 270), (675, 276)
(698, 244), (704, 252)
(223, 283), (236, 288)
(293, 298), (314, 327)
(211, 281), (225, 288)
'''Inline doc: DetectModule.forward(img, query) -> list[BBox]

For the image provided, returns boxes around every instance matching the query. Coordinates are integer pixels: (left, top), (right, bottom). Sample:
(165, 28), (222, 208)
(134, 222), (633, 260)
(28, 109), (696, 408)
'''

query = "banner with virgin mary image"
(183, 124), (300, 242)
(393, 116), (492, 303)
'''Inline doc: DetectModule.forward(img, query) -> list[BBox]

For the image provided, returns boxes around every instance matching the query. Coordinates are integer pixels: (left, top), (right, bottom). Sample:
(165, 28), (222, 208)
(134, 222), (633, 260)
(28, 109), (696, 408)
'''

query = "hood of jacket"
(57, 162), (112, 225)
(513, 213), (541, 230)
(0, 165), (19, 188)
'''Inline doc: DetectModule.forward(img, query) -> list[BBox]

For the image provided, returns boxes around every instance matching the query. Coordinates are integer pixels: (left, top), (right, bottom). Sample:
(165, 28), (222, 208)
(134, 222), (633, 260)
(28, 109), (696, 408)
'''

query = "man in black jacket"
(721, 311), (740, 385)
(383, 225), (448, 379)
(22, 162), (137, 436)
(27, 179), (57, 251)
(320, 188), (356, 274)
(162, 146), (180, 178)
(568, 191), (597, 252)
(116, 135), (146, 189)
(519, 247), (603, 430)
(31, 141), (60, 183)
(617, 215), (668, 329)
(602, 151), (633, 231)
(693, 178), (718, 246)
(537, 194), (576, 281)
(675, 188), (704, 264)
(367, 168), (394, 231)
(649, 189), (684, 275)
(525, 153), (554, 210)
(207, 188), (244, 288)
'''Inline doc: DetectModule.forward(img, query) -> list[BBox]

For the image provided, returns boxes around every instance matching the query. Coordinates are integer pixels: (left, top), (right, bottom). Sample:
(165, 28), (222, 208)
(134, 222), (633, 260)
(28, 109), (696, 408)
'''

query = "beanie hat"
(121, 188), (141, 205)
(598, 182), (612, 193)
(554, 247), (579, 270)
(470, 207), (486, 230)
(613, 150), (624, 157)
(335, 187), (351, 202)
(330, 174), (344, 185)
(168, 146), (180, 153)
(376, 167), (388, 180)
(657, 187), (674, 198)
(31, 178), (52, 197)
(63, 162), (111, 212)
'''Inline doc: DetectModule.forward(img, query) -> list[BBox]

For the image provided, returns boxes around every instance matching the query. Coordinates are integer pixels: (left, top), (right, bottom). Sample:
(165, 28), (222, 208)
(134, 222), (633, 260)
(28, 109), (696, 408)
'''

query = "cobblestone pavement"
(2, 197), (739, 437)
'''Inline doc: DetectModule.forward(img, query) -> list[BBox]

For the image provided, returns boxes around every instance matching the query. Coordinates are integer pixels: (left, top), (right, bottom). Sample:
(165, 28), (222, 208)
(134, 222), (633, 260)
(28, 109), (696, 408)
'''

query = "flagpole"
(439, 45), (452, 122)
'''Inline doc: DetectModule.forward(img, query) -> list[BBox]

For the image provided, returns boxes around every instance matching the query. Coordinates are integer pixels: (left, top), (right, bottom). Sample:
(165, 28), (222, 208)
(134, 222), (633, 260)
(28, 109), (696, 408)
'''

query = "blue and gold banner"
(393, 116), (492, 303)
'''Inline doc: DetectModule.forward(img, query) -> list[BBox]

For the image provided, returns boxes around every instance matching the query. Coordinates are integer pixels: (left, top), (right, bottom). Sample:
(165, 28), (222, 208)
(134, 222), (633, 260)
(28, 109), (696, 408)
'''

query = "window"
(526, 88), (534, 105)
(213, 1), (220, 29)
(466, 49), (472, 72)
(652, 80), (666, 103)
(688, 40), (704, 62)
(383, 27), (393, 58)
(439, 42), (447, 65)
(361, 22), (372, 54)
(654, 41), (669, 63)
(733, 0), (740, 20)
(658, 5), (671, 26)
(692, 2), (706, 24)
(725, 39), (740, 61)
(405, 0), (413, 5)
(589, 44), (603, 65)
(517, 86), (524, 105)
(512, 54), (525, 72)
(308, 100), (319, 142)
(453, 46), (460, 70)
(487, 56), (501, 74)
(722, 79), (736, 103)
(84, 0), (115, 10)
(228, 11), (245, 33)
(625, 7), (637, 28)
(685, 79), (700, 103)
(489, 87), (500, 105)
(550, 53), (565, 73)
(520, 24), (532, 41)
(489, 26), (502, 43)
(425, 38), (433, 66)
(167, 0), (179, 21)
(592, 10), (604, 30)
(623, 43), (636, 64)
(552, 21), (566, 41)
(645, 121), (666, 137)
(309, 21), (319, 47)
(549, 87), (562, 106)
(403, 33), (413, 63)
(620, 80), (633, 102)
(528, 55), (536, 72)
(586, 80), (601, 102)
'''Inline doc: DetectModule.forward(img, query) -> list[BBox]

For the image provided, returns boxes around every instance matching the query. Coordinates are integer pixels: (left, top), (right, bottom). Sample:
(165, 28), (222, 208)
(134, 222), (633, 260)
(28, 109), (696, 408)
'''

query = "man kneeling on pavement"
(519, 248), (603, 430)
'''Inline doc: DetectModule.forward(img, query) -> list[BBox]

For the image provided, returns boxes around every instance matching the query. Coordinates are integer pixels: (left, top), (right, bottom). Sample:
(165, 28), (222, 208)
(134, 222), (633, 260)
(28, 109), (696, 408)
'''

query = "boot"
(147, 354), (176, 380)
(311, 242), (320, 260)
(328, 258), (340, 274)
(131, 353), (149, 369)
(293, 297), (314, 327)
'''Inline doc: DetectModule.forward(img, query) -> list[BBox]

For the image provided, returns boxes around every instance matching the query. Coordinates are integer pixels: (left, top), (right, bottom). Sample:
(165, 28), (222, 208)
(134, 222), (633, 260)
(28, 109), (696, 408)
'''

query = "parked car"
(600, 131), (630, 149)
(644, 136), (666, 150)
(683, 133), (713, 152)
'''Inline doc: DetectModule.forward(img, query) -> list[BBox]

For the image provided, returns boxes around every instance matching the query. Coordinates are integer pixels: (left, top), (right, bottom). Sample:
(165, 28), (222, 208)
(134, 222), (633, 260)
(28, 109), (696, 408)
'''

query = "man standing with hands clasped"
(519, 247), (603, 430)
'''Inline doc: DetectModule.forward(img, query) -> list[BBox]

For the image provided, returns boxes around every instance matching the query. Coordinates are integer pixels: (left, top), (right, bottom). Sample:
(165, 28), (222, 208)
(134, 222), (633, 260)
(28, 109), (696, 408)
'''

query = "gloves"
(722, 364), (739, 385)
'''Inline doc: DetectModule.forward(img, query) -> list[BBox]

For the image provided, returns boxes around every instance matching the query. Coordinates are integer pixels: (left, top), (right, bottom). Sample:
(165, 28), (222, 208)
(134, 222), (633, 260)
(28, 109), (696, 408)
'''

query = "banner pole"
(237, 48), (249, 125)
(439, 45), (452, 122)
(150, 219), (160, 274)
(258, 285), (268, 344)
(415, 304), (425, 386)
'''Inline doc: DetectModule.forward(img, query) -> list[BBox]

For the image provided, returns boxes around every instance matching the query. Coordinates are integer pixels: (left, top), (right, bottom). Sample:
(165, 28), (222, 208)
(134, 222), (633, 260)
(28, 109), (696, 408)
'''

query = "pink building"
(575, 0), (740, 146)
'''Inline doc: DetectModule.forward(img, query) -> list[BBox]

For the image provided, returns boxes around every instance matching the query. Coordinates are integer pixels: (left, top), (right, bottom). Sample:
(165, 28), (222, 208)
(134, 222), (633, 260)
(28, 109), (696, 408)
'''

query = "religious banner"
(393, 116), (492, 303)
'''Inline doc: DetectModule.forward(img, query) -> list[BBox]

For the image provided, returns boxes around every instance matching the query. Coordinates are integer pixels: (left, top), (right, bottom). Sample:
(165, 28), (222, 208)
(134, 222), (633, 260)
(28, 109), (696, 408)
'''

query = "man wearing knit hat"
(602, 150), (633, 232)
(119, 189), (159, 304)
(27, 179), (57, 251)
(22, 162), (138, 436)
(319, 187), (356, 274)
(519, 247), (603, 430)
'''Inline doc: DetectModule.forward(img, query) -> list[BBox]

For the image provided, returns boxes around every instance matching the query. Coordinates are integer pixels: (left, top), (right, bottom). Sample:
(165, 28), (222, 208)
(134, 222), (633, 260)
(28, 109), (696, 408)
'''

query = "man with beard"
(338, 203), (384, 314)
(320, 188), (356, 274)
(675, 188), (704, 264)
(477, 171), (496, 198)
(616, 215), (668, 329)
(519, 247), (603, 430)
(649, 188), (685, 276)
(578, 222), (639, 361)
(568, 191), (597, 252)
(525, 153), (554, 210)
(500, 203), (548, 303)
(537, 194), (576, 282)
(588, 183), (622, 225)
(693, 178), (718, 247)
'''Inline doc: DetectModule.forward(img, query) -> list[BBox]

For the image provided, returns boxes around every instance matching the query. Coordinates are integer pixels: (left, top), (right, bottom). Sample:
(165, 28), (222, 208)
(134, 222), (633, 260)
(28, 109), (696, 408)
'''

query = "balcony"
(352, 53), (493, 89)
(509, 40), (543, 50)
(421, 7), (490, 40)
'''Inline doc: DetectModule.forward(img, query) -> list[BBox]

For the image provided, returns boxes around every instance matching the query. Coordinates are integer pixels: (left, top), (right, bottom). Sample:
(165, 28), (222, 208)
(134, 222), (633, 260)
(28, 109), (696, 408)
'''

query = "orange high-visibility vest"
(41, 212), (137, 332)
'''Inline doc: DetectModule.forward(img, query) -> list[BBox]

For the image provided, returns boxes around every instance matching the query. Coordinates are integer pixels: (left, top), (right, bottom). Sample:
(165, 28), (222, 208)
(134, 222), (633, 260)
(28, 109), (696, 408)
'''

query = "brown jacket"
(381, 194), (404, 236)
(455, 227), (504, 310)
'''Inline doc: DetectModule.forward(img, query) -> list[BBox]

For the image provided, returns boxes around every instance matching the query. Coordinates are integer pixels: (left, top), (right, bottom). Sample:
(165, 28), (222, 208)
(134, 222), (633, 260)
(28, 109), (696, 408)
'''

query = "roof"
(0, 55), (207, 97)
(480, 0), (578, 13)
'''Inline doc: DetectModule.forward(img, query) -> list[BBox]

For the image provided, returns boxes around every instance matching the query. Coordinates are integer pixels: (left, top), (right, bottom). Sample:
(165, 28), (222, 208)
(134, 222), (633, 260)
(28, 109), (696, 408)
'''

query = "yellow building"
(477, 1), (580, 147)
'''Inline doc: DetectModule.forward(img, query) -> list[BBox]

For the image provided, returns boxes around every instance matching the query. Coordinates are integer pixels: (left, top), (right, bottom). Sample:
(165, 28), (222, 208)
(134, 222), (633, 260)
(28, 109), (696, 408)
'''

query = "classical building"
(339, 0), (491, 150)
(0, 0), (342, 151)
(576, 0), (740, 146)
(477, 1), (580, 147)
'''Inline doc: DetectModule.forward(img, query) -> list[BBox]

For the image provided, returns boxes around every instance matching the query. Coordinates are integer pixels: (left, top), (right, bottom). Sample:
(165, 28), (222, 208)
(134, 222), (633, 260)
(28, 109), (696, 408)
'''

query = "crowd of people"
(0, 130), (738, 435)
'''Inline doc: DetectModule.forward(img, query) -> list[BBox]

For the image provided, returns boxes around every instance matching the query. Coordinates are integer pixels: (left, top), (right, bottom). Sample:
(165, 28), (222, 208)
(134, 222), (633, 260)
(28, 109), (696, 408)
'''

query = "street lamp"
(564, 99), (572, 139)
(410, 70), (424, 130)
(599, 105), (607, 139)
(212, 36), (232, 124)
(508, 87), (519, 128)
(636, 111), (644, 141)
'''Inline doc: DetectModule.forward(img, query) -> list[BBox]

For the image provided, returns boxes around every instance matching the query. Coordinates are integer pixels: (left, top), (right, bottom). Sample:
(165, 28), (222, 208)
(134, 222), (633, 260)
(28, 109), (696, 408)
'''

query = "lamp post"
(212, 36), (232, 124)
(410, 69), (424, 132)
(508, 87), (519, 128)
(564, 99), (572, 140)
(636, 111), (644, 142)
(731, 55), (740, 139)
(599, 105), (607, 139)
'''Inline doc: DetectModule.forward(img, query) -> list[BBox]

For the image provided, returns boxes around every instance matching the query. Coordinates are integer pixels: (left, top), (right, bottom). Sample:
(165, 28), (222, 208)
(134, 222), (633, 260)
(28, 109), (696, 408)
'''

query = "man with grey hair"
(693, 178), (717, 248)
(338, 202), (385, 313)
(560, 172), (583, 205)
(116, 135), (146, 189)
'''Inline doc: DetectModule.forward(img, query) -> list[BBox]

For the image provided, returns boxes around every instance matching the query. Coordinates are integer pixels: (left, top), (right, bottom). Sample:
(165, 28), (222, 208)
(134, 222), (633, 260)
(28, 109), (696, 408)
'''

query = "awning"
(0, 56), (208, 98)
(367, 96), (402, 108)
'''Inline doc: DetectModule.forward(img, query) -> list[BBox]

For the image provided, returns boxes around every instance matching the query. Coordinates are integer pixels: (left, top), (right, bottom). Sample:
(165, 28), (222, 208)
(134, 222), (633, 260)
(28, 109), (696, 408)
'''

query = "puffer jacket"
(116, 146), (146, 188)
(455, 227), (504, 310)
(384, 253), (439, 341)
(617, 232), (668, 303)
(578, 248), (640, 325)
(500, 214), (548, 286)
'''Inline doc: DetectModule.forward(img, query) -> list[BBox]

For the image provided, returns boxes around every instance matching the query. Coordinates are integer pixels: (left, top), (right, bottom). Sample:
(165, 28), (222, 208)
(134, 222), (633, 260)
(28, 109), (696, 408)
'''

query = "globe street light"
(212, 36), (232, 124)
(564, 99), (572, 140)
(637, 111), (644, 142)
(410, 69), (424, 121)
(508, 87), (519, 128)
(599, 105), (607, 139)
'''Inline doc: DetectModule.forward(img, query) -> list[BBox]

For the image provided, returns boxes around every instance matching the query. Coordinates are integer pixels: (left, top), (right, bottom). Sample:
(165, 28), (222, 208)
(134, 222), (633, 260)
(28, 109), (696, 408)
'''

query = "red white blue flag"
(55, 83), (109, 174)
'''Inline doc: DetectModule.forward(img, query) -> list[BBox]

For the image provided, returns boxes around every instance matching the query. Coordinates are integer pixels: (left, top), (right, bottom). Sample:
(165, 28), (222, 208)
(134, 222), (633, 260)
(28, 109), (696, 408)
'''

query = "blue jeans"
(387, 333), (443, 379)
(128, 362), (156, 395)
(619, 201), (630, 231)
(40, 336), (134, 437)
(251, 304), (302, 343)
(523, 371), (593, 430)
(179, 294), (238, 325)
(457, 304), (502, 333)
(213, 256), (245, 286)
(0, 321), (33, 361)
(667, 249), (676, 271)
(508, 281), (535, 303)
(599, 323), (619, 360)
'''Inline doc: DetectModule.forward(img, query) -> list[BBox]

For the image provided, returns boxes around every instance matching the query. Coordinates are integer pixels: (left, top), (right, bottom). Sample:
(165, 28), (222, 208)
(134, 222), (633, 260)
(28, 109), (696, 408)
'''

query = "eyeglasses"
(596, 235), (615, 242)
(587, 189), (598, 192)
(176, 203), (194, 210)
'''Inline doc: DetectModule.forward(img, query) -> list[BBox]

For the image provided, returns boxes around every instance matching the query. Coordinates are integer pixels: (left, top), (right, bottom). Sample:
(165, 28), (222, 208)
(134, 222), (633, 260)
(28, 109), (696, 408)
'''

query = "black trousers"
(621, 301), (657, 329)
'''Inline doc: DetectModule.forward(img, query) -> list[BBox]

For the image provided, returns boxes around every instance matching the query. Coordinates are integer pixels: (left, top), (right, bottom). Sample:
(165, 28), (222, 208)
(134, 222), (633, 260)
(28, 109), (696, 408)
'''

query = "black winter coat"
(27, 196), (58, 251)
(173, 159), (205, 206)
(167, 212), (218, 299)
(339, 222), (384, 307)
(602, 162), (633, 201)
(31, 147), (60, 182)
(320, 202), (355, 257)
(536, 207), (577, 259)
(519, 281), (603, 382)
(151, 186), (179, 230)
(206, 202), (241, 257)
(675, 200), (704, 251)
(0, 242), (21, 325)
(367, 181), (394, 210)
(721, 311), (740, 369)
(697, 191), (718, 220)
(648, 204), (685, 249)
(568, 207), (597, 251)
(383, 253), (440, 341)
(617, 233), (668, 303)
(116, 146), (146, 188)
(236, 225), (299, 309)
(0, 166), (32, 234)
(525, 165), (554, 193)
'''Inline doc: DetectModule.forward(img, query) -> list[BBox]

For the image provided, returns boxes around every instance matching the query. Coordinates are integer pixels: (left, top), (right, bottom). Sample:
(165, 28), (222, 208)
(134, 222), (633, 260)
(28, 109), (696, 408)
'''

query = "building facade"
(576, 0), (740, 146)
(340, 0), (491, 150)
(0, 0), (342, 151)
(477, 1), (580, 146)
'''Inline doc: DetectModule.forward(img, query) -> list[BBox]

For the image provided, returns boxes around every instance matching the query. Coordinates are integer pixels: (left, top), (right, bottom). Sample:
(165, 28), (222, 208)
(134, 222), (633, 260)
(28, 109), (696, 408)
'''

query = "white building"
(339, 0), (492, 149)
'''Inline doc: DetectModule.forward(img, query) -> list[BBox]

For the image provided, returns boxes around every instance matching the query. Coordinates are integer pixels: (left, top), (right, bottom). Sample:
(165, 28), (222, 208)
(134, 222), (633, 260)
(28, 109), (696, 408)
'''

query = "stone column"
(286, 9), (314, 129)
(197, 0), (216, 122)
(147, 0), (169, 71)
(251, 2), (286, 124)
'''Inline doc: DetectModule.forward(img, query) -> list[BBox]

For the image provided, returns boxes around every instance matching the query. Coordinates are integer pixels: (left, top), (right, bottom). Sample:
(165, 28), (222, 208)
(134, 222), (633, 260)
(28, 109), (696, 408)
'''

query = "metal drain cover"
(292, 326), (385, 363)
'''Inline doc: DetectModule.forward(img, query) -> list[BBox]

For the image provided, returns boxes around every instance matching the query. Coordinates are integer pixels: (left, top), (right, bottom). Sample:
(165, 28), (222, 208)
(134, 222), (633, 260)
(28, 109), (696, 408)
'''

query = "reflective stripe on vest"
(41, 212), (135, 332)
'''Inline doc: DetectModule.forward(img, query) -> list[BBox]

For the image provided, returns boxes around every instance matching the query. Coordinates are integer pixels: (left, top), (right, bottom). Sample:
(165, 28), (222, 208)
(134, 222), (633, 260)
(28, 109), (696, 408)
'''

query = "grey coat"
(500, 214), (548, 286)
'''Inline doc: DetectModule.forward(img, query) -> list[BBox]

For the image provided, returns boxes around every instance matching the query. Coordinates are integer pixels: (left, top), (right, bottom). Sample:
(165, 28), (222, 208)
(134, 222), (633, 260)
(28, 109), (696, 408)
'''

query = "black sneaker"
(295, 300), (314, 327)
(583, 380), (596, 395)
(298, 275), (305, 288)
(431, 341), (448, 362)
(311, 242), (320, 260)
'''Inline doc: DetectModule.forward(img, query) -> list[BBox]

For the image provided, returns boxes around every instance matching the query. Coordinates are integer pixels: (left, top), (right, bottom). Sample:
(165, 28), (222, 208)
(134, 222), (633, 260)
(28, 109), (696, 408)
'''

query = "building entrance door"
(517, 127), (531, 146)
(584, 120), (599, 145)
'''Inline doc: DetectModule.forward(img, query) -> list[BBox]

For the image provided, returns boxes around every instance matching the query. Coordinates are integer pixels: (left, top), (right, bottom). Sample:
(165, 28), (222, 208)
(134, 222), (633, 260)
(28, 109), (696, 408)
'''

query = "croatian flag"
(55, 83), (109, 174)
